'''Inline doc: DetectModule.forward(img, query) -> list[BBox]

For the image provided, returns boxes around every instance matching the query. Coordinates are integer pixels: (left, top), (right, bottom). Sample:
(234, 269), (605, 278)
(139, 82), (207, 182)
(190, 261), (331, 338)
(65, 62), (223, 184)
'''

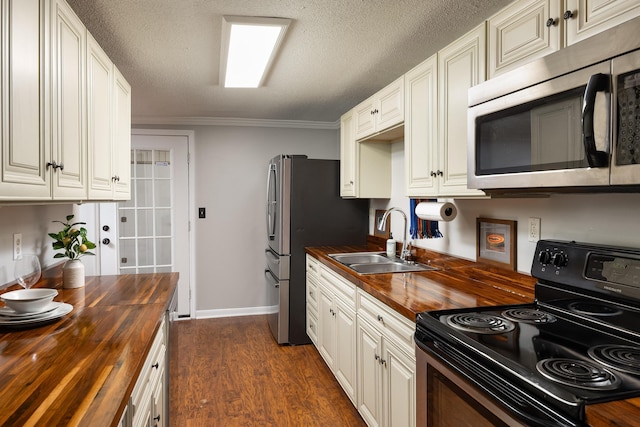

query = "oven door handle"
(582, 73), (610, 168)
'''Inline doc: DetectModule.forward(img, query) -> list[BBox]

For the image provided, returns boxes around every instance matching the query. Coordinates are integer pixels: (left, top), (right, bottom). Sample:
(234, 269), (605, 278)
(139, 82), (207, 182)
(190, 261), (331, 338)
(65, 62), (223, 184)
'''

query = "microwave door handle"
(582, 73), (610, 167)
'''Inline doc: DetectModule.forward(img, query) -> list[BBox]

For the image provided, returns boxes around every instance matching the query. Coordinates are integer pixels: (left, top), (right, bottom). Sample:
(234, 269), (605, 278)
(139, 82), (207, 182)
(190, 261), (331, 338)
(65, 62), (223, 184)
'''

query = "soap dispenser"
(386, 233), (396, 258)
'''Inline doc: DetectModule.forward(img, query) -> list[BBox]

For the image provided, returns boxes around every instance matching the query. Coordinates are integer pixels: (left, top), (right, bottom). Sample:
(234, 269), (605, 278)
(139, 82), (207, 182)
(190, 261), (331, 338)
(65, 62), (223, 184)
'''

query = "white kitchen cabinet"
(354, 76), (404, 141)
(306, 255), (320, 345)
(356, 289), (416, 427)
(404, 54), (438, 197)
(316, 263), (358, 405)
(130, 317), (167, 427)
(488, 0), (640, 78)
(0, 0), (51, 200)
(436, 24), (486, 197)
(51, 0), (87, 199)
(112, 66), (131, 200)
(340, 109), (392, 199)
(488, 0), (562, 78)
(86, 33), (114, 199)
(340, 110), (358, 198)
(565, 0), (640, 45)
(0, 0), (129, 202)
(87, 33), (131, 200)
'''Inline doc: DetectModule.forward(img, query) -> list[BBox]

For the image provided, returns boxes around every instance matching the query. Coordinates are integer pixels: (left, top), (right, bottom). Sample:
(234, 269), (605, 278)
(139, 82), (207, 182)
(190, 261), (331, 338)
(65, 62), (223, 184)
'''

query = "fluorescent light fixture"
(220, 16), (291, 88)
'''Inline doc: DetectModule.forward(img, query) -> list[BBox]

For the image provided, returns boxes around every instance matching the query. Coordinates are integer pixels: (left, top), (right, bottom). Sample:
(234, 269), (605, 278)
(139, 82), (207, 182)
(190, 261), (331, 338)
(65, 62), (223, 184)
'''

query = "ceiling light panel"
(220, 16), (291, 88)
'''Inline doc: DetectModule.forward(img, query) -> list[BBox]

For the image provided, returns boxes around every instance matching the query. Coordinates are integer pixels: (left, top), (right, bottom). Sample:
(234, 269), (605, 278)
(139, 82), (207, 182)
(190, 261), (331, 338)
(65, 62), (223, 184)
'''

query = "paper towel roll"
(415, 202), (457, 222)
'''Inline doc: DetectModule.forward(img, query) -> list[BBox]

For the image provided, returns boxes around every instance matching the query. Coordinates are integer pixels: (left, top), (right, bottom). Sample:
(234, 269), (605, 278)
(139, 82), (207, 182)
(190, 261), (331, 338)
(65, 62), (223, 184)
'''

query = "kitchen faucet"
(378, 207), (410, 261)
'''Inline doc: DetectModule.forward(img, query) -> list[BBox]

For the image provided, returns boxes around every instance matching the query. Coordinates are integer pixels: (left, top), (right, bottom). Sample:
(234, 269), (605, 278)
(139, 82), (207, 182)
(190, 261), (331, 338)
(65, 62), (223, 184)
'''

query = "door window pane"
(118, 148), (176, 274)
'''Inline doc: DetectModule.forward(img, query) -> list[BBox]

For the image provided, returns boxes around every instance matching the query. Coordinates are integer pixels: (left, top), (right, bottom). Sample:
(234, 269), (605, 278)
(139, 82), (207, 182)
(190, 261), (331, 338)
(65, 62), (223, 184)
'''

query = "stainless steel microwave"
(468, 17), (640, 193)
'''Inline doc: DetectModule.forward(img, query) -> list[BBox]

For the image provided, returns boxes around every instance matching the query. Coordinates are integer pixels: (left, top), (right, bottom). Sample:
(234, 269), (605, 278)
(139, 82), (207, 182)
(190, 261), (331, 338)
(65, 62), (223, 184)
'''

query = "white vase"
(63, 259), (85, 289)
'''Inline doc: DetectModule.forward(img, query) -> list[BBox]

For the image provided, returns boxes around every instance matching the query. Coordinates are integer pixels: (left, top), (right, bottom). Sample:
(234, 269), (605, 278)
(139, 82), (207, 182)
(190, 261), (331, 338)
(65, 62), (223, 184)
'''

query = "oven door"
(415, 325), (583, 427)
(468, 61), (611, 191)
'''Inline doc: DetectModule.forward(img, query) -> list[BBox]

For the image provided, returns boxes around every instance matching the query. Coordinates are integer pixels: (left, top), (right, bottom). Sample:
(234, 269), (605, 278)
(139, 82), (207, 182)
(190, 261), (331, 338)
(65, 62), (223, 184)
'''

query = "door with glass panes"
(99, 130), (192, 317)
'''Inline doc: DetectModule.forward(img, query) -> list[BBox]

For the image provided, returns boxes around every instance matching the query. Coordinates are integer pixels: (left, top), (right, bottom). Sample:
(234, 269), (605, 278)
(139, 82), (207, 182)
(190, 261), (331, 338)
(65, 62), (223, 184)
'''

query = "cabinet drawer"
(306, 255), (320, 279)
(307, 303), (318, 345)
(319, 264), (356, 307)
(307, 274), (320, 311)
(357, 290), (415, 356)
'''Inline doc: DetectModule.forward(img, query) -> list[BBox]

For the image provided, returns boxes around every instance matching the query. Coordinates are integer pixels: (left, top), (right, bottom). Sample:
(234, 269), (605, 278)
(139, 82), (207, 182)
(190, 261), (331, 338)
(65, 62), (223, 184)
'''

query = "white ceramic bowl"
(1, 288), (58, 313)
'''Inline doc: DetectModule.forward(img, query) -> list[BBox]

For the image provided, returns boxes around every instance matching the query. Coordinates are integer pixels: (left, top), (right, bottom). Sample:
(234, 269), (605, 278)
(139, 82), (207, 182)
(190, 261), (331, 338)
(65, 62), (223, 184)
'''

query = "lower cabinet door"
(334, 303), (357, 404)
(383, 341), (416, 427)
(357, 318), (383, 427)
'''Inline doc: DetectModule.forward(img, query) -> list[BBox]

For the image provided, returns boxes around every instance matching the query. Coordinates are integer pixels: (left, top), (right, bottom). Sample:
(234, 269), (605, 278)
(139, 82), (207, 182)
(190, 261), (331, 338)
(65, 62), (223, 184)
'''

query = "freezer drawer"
(265, 248), (290, 280)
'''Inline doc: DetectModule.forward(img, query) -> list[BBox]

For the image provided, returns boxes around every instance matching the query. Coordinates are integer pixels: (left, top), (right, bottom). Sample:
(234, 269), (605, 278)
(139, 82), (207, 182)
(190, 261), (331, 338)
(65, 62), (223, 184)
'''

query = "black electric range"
(415, 240), (640, 426)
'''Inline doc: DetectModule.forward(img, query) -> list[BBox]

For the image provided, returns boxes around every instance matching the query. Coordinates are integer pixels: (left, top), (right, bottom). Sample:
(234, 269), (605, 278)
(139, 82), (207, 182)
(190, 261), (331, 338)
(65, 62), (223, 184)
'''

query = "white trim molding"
(195, 305), (278, 320)
(132, 115), (340, 130)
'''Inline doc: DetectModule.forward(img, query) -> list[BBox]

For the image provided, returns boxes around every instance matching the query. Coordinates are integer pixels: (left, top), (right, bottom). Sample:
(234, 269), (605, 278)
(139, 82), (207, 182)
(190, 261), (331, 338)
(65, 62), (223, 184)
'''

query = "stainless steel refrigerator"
(265, 154), (368, 344)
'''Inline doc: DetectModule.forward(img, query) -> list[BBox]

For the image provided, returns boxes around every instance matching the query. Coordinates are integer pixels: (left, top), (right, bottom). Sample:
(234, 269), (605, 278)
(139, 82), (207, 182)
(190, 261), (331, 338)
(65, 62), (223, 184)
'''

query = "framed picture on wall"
(374, 209), (391, 239)
(476, 218), (517, 270)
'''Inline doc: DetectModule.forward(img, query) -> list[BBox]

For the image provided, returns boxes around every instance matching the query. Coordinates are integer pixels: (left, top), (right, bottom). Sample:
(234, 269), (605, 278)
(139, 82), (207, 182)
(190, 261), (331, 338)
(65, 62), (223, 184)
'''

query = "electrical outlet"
(528, 217), (540, 242)
(13, 233), (22, 260)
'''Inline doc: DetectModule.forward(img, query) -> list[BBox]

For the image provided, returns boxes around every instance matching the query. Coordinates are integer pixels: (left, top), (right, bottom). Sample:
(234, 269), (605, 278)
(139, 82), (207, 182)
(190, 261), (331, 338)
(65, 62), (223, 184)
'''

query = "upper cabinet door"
(112, 66), (131, 200)
(404, 54), (438, 197)
(51, 0), (87, 199)
(488, 0), (562, 78)
(376, 77), (404, 132)
(87, 32), (114, 199)
(354, 96), (376, 141)
(438, 23), (486, 197)
(0, 0), (51, 200)
(564, 0), (640, 45)
(340, 110), (357, 198)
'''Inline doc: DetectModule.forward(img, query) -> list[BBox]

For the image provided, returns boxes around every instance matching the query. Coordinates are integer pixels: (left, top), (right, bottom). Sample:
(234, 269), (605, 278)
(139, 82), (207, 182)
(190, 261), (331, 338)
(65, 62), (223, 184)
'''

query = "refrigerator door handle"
(266, 163), (277, 240)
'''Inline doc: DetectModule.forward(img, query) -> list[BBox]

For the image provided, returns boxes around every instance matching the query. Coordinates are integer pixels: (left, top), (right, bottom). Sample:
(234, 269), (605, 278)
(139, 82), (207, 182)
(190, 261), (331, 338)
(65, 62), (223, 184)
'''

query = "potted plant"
(49, 215), (96, 288)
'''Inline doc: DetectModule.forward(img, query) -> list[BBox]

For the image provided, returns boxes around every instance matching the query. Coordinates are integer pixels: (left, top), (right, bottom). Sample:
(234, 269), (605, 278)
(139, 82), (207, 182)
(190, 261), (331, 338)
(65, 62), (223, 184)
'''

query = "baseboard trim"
(195, 305), (278, 319)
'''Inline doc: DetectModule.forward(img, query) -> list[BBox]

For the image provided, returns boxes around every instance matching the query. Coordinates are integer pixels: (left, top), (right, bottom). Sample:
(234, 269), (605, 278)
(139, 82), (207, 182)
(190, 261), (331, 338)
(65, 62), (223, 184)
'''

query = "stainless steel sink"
(328, 252), (436, 275)
(329, 253), (391, 265)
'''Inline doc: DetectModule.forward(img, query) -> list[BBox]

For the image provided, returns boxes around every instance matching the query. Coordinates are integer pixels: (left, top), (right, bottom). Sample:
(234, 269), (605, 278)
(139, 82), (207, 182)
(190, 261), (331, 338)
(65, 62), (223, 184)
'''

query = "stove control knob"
(552, 253), (567, 267)
(538, 251), (551, 264)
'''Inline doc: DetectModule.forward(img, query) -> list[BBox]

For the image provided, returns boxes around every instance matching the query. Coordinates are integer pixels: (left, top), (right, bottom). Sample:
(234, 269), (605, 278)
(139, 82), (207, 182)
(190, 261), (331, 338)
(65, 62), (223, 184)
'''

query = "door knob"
(102, 238), (111, 245)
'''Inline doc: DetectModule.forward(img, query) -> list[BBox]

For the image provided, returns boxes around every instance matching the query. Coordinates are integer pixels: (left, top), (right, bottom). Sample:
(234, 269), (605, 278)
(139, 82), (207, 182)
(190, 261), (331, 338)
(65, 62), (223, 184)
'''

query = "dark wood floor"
(169, 315), (367, 426)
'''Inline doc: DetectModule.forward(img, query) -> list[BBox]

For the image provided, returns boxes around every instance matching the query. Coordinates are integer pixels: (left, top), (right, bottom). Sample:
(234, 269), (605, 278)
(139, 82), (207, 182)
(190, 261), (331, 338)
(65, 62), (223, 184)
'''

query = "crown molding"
(131, 115), (340, 130)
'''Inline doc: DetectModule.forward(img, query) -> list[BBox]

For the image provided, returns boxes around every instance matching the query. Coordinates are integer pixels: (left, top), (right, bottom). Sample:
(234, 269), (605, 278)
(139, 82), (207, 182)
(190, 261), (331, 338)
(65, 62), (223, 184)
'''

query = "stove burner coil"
(443, 313), (515, 334)
(567, 301), (623, 317)
(588, 345), (640, 375)
(501, 308), (557, 324)
(536, 358), (621, 390)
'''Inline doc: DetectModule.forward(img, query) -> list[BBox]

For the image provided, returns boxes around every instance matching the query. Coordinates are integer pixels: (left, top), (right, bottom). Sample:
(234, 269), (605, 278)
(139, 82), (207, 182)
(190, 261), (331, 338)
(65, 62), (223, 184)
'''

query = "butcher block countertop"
(0, 270), (177, 427)
(306, 238), (640, 427)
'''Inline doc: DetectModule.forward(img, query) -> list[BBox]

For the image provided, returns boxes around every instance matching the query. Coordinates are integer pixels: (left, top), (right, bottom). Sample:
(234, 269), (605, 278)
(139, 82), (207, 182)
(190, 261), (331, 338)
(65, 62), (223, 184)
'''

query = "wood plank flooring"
(169, 315), (367, 426)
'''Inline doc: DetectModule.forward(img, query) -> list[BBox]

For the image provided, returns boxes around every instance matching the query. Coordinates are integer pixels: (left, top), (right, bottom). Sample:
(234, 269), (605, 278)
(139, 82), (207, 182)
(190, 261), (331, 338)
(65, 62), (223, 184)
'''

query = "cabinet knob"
(430, 171), (437, 177)
(152, 362), (159, 369)
(546, 18), (557, 27)
(436, 170), (443, 177)
(102, 225), (110, 231)
(102, 238), (111, 245)
(377, 314), (383, 323)
(154, 415), (161, 422)
(563, 10), (574, 20)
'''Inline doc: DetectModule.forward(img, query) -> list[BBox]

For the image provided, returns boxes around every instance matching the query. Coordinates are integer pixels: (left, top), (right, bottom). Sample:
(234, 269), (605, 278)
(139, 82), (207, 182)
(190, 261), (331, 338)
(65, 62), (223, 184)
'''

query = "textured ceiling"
(65, 0), (513, 124)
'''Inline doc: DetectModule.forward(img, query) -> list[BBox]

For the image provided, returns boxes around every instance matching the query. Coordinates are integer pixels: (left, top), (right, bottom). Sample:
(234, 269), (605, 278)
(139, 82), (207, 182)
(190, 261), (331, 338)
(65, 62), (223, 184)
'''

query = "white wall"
(0, 203), (99, 288)
(147, 124), (340, 316)
(372, 141), (640, 275)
